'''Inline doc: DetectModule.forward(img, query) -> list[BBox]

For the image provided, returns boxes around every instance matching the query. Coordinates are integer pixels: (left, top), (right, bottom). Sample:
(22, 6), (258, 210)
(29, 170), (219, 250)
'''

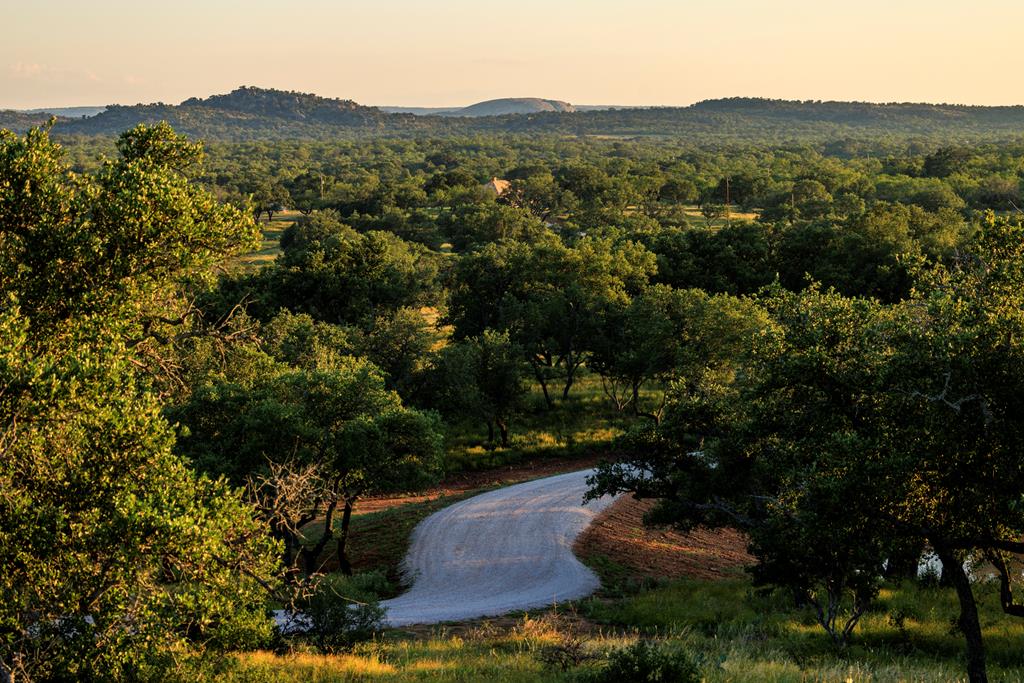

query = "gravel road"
(380, 469), (617, 626)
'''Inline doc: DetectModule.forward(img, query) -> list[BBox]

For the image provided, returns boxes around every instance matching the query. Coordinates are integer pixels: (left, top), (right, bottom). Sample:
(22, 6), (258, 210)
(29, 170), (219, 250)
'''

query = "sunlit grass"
(236, 650), (396, 679)
(227, 575), (1024, 681)
(581, 577), (1024, 682)
(230, 212), (295, 270)
(445, 370), (650, 472)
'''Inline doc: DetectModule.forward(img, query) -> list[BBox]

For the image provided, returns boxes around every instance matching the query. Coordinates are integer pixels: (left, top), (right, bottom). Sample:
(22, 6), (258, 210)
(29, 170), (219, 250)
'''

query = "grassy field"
(680, 204), (760, 229)
(225, 573), (1024, 682)
(231, 211), (296, 270)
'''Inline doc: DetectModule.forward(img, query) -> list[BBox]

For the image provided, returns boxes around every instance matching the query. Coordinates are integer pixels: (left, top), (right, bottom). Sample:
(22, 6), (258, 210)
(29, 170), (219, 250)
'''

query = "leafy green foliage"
(428, 330), (528, 447)
(0, 123), (275, 681)
(226, 210), (440, 326)
(302, 574), (386, 653)
(448, 234), (656, 403)
(587, 640), (699, 683)
(589, 216), (1024, 680)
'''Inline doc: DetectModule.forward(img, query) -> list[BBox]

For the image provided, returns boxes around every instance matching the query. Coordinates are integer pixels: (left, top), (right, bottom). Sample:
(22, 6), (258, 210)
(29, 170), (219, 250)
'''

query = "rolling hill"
(6, 87), (1024, 143)
(454, 97), (575, 116)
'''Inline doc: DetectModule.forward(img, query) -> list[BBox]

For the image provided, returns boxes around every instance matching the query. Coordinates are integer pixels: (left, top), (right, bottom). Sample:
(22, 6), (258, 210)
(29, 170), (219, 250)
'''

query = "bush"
(303, 573), (386, 653)
(588, 640), (699, 683)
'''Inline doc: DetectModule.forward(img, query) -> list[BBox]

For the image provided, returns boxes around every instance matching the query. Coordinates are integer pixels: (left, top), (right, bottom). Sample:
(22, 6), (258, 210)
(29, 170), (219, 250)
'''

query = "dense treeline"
(3, 116), (1024, 682)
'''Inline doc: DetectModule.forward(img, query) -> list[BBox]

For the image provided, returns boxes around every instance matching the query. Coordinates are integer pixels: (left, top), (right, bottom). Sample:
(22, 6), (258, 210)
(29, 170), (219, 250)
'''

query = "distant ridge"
(3, 86), (430, 138)
(6, 87), (1024, 142)
(180, 86), (376, 122)
(22, 106), (106, 118)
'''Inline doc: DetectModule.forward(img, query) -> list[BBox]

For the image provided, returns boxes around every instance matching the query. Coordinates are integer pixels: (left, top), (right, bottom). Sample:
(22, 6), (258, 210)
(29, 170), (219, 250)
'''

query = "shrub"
(303, 574), (386, 653)
(588, 640), (699, 683)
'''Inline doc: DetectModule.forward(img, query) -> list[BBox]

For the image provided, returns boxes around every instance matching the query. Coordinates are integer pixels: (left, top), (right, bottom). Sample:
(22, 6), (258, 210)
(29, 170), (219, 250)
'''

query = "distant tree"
(356, 307), (436, 399)
(250, 179), (291, 221)
(428, 330), (527, 447)
(971, 175), (1021, 210)
(442, 202), (549, 250)
(424, 167), (478, 196)
(923, 146), (971, 178)
(447, 234), (656, 405)
(790, 179), (833, 219)
(232, 211), (440, 325)
(658, 177), (700, 204)
(646, 224), (775, 295)
(501, 171), (566, 221)
(555, 163), (612, 206)
(700, 202), (725, 227)
(832, 191), (866, 218)
(286, 170), (333, 214)
(590, 285), (767, 422)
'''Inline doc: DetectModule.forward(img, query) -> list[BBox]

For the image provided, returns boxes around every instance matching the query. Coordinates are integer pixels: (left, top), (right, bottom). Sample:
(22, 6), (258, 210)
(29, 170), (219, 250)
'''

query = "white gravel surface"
(380, 469), (617, 626)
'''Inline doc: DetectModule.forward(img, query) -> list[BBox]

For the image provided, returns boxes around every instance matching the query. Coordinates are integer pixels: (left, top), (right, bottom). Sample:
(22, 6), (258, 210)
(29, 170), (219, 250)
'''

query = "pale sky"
(4, 0), (1024, 109)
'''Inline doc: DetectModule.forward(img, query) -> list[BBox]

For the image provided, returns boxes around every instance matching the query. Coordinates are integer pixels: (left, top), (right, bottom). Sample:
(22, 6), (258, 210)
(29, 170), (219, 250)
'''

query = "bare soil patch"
(355, 452), (604, 515)
(575, 496), (753, 581)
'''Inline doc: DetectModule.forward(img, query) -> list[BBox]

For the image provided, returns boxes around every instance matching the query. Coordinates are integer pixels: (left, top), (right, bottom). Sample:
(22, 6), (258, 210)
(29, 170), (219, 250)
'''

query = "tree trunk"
(562, 348), (576, 400)
(936, 544), (987, 683)
(486, 420), (495, 444)
(301, 496), (339, 575)
(631, 380), (662, 424)
(562, 369), (574, 400)
(336, 499), (354, 576)
(497, 419), (509, 447)
(532, 362), (553, 409)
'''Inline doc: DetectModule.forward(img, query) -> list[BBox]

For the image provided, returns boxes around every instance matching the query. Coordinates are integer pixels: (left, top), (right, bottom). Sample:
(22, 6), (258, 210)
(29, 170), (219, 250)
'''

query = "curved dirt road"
(381, 469), (616, 626)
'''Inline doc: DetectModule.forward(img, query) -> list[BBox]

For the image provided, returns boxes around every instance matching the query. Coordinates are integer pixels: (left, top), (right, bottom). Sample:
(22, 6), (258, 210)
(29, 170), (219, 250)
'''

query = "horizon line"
(9, 87), (1024, 112)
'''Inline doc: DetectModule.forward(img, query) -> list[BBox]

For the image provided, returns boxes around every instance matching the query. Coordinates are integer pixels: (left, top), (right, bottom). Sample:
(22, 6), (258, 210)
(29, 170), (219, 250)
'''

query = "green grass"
(227, 636), (588, 682)
(579, 577), (1024, 681)
(225, 576), (1024, 682)
(232, 212), (295, 270)
(679, 204), (760, 229)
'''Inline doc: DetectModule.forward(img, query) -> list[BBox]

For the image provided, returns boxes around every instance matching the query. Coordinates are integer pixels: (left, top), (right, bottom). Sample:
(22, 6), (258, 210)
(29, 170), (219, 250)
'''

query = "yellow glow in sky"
(3, 0), (1023, 109)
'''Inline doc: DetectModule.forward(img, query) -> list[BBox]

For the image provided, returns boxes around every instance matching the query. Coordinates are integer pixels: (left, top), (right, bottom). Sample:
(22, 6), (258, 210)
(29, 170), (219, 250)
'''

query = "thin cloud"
(8, 62), (100, 83)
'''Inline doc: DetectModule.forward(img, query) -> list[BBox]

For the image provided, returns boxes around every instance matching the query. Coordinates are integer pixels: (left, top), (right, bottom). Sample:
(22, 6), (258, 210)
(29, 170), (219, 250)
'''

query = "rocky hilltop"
(454, 98), (575, 116)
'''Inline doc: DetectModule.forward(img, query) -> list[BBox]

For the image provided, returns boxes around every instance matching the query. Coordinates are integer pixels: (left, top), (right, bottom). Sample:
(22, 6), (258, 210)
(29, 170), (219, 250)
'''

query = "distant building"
(483, 177), (511, 197)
